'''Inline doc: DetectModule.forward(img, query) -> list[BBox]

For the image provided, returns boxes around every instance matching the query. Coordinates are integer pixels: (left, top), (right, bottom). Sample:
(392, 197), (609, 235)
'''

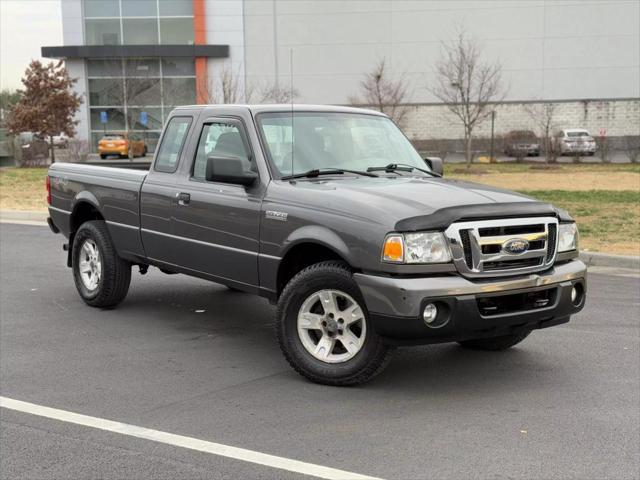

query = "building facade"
(45, 0), (640, 150)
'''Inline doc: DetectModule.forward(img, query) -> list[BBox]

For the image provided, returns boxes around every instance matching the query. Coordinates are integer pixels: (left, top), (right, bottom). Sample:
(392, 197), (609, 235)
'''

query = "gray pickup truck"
(47, 105), (586, 385)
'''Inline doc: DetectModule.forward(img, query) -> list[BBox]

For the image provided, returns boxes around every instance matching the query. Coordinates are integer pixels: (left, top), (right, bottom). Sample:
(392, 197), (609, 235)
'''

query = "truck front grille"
(444, 217), (559, 278)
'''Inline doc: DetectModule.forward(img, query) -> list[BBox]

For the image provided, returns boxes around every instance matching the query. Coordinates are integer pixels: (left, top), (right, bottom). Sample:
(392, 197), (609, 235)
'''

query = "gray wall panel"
(243, 0), (640, 104)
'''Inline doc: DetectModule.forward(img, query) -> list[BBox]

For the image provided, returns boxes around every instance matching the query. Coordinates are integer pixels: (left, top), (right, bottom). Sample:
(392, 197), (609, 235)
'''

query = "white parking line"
(0, 396), (382, 480)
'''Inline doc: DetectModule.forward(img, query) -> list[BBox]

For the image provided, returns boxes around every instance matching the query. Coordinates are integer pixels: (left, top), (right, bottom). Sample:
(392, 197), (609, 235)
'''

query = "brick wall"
(402, 98), (640, 141)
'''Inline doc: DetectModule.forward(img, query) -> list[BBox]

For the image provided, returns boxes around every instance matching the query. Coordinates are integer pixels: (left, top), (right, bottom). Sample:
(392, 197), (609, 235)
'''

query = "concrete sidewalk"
(1, 209), (638, 270)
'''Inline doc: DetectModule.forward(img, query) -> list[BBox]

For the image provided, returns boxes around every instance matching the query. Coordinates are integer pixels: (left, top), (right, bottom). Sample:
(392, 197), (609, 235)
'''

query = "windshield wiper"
(281, 168), (379, 180)
(367, 163), (441, 177)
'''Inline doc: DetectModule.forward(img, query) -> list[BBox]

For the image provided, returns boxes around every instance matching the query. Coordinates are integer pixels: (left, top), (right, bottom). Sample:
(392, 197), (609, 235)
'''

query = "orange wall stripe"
(193, 0), (206, 44)
(193, 0), (207, 104)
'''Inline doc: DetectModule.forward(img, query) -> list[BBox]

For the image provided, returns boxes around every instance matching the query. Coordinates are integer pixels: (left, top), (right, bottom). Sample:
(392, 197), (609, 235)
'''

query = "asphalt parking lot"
(1, 223), (639, 480)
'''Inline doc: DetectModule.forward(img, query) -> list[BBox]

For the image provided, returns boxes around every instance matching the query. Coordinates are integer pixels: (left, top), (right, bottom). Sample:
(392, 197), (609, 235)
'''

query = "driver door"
(170, 117), (262, 290)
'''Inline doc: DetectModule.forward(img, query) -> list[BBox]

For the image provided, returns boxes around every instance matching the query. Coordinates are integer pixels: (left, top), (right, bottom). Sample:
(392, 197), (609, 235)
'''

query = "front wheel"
(458, 330), (531, 351)
(276, 261), (392, 386)
(72, 220), (131, 308)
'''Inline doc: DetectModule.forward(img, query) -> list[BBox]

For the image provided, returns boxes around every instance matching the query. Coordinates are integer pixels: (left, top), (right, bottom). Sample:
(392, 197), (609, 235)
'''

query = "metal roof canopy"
(41, 44), (229, 59)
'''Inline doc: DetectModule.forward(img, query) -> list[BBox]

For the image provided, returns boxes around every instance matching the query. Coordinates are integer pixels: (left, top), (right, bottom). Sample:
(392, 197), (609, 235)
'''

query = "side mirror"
(424, 157), (444, 176)
(206, 155), (258, 186)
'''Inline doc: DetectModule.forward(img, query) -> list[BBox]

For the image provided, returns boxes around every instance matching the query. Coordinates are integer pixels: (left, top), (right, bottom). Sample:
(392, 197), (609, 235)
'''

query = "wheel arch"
(67, 195), (105, 267)
(276, 231), (355, 297)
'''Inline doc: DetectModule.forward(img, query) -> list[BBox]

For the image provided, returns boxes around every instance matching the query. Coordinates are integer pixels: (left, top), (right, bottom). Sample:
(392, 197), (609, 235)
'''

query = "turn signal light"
(382, 235), (404, 262)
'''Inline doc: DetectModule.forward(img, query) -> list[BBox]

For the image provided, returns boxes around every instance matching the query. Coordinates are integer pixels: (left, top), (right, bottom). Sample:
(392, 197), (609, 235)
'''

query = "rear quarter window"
(154, 116), (192, 173)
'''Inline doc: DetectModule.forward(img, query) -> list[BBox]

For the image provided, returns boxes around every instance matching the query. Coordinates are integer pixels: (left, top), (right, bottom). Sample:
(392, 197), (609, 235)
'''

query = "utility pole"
(490, 110), (496, 162)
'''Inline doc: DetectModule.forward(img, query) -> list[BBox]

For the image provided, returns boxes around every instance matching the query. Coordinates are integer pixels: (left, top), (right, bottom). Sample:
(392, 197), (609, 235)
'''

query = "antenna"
(290, 48), (294, 177)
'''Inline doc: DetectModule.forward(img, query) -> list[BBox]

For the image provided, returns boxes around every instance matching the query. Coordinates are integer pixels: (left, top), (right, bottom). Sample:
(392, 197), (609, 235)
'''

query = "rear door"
(140, 115), (195, 262)
(169, 116), (263, 289)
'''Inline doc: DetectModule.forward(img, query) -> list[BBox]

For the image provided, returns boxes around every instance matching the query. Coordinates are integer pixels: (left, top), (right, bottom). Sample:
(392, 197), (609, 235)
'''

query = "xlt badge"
(265, 210), (288, 222)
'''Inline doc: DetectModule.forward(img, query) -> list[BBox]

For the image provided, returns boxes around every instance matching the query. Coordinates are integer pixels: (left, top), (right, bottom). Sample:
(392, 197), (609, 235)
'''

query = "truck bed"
(48, 163), (148, 261)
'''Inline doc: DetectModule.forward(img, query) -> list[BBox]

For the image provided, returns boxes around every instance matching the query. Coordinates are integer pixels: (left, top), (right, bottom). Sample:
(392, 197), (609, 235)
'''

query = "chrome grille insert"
(444, 217), (559, 278)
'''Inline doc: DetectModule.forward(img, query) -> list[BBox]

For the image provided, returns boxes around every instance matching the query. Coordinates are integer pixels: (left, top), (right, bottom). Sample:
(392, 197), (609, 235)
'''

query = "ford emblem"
(502, 238), (530, 255)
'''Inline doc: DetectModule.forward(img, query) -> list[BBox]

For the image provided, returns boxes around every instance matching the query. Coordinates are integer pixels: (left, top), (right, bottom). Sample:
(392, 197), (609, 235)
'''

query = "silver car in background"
(553, 129), (597, 156)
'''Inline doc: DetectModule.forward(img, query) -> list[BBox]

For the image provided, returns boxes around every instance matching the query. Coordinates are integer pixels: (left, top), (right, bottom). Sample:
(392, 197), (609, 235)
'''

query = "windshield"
(567, 131), (590, 137)
(256, 112), (428, 177)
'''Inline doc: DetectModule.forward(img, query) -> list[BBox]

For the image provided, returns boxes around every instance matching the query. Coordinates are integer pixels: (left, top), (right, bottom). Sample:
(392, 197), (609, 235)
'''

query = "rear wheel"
(458, 330), (531, 351)
(276, 261), (392, 386)
(100, 154), (107, 159)
(72, 220), (131, 308)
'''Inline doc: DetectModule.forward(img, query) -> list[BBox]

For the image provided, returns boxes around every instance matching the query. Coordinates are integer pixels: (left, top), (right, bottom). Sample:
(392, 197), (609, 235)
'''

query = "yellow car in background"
(98, 133), (147, 159)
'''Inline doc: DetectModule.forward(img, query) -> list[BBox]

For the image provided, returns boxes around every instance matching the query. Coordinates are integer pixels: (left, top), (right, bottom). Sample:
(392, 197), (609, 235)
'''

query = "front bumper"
(354, 260), (587, 345)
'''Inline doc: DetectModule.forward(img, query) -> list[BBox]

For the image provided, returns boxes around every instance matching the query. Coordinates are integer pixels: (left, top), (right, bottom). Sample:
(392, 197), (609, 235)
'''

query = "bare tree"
(430, 30), (505, 166)
(66, 138), (90, 162)
(201, 65), (256, 104)
(526, 102), (558, 163)
(257, 83), (299, 104)
(349, 58), (411, 127)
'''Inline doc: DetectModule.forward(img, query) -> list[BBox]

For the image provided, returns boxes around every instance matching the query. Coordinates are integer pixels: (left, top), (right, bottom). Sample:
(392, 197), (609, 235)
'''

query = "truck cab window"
(154, 116), (192, 173)
(192, 122), (253, 180)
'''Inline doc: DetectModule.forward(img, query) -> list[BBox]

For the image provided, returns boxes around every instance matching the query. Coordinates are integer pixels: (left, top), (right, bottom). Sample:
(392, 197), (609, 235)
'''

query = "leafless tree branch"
(430, 29), (505, 165)
(350, 58), (411, 127)
(525, 102), (558, 163)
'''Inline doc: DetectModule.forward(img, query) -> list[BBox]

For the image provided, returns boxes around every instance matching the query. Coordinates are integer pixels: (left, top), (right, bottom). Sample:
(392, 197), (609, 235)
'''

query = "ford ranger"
(47, 105), (586, 385)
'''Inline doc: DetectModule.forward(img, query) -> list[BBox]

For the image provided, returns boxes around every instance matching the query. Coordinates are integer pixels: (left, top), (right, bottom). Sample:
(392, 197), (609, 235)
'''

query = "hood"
(269, 175), (551, 230)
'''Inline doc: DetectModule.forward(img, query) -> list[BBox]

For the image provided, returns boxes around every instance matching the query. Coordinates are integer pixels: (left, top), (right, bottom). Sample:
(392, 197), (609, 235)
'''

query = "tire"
(276, 261), (393, 386)
(143, 146), (148, 157)
(458, 330), (531, 351)
(72, 220), (131, 308)
(100, 154), (107, 159)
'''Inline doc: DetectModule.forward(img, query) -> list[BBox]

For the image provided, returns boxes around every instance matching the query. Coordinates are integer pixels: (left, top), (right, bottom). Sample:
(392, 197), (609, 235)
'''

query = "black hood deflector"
(395, 202), (574, 232)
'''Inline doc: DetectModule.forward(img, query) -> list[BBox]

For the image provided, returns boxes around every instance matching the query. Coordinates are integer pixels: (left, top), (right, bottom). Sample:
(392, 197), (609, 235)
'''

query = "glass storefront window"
(123, 18), (159, 44)
(83, 0), (120, 17)
(87, 59), (123, 77)
(161, 58), (195, 76)
(136, 131), (161, 153)
(163, 78), (196, 105)
(85, 19), (121, 45)
(86, 55), (196, 152)
(89, 78), (125, 106)
(121, 0), (157, 17)
(127, 107), (163, 130)
(126, 78), (162, 106)
(159, 0), (192, 16)
(125, 58), (160, 77)
(160, 18), (194, 44)
(90, 108), (126, 131)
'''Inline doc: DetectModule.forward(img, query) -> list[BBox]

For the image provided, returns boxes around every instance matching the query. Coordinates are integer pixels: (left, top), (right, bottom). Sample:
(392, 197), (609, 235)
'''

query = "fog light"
(570, 283), (584, 306)
(423, 303), (438, 324)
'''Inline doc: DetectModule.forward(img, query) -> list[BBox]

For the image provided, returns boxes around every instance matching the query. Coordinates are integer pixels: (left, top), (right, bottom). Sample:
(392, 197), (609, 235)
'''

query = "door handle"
(176, 192), (191, 206)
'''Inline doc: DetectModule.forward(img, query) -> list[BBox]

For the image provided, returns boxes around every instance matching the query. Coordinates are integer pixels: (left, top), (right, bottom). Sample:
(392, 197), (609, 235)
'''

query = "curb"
(579, 251), (640, 270)
(0, 210), (48, 222)
(1, 210), (639, 270)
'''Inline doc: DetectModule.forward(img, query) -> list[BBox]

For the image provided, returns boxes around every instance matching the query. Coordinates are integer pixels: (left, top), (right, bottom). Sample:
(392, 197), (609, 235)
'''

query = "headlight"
(382, 232), (452, 264)
(558, 223), (578, 252)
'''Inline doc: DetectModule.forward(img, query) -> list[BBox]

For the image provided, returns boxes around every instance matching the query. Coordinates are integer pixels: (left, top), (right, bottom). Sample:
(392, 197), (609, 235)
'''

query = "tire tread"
(72, 220), (131, 308)
(276, 261), (393, 386)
